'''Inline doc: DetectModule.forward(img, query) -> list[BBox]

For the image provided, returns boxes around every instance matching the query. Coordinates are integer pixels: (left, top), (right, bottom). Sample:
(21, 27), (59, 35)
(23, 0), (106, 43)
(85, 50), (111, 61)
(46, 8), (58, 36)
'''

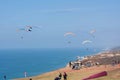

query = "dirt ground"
(15, 64), (120, 80)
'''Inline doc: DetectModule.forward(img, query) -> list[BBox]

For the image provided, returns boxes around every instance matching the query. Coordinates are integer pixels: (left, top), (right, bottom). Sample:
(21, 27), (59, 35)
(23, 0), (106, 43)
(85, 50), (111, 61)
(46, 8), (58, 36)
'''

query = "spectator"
(63, 72), (67, 80)
(4, 75), (6, 80)
(59, 72), (62, 79)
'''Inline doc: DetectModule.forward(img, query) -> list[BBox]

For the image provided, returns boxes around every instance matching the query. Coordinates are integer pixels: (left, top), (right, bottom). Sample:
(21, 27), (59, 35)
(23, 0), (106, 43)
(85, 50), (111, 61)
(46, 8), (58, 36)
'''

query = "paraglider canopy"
(82, 40), (92, 45)
(64, 32), (76, 37)
(64, 32), (76, 44)
(82, 71), (107, 80)
(90, 29), (96, 34)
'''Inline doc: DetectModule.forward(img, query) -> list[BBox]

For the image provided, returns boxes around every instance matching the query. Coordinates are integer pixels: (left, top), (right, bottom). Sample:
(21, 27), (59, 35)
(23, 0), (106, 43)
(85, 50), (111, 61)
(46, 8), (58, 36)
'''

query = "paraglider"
(82, 40), (92, 51)
(64, 32), (76, 37)
(64, 32), (76, 44)
(26, 26), (32, 32)
(17, 25), (40, 39)
(82, 40), (92, 45)
(90, 29), (96, 34)
(17, 26), (40, 32)
(90, 29), (96, 38)
(17, 26), (33, 32)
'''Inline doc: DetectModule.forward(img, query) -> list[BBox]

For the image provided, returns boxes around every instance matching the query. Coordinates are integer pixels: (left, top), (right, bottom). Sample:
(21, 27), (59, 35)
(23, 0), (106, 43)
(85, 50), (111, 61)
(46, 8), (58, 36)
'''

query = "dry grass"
(14, 64), (120, 80)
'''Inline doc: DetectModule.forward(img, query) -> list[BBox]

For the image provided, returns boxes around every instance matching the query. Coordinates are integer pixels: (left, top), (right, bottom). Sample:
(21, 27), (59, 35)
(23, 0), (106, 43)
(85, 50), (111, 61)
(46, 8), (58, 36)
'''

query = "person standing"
(24, 72), (27, 77)
(63, 72), (67, 80)
(59, 72), (62, 79)
(69, 61), (72, 68)
(4, 75), (6, 80)
(29, 78), (32, 80)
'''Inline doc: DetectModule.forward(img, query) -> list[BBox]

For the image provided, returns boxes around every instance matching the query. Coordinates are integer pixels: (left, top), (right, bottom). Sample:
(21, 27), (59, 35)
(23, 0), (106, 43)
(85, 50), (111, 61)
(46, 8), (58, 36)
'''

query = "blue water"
(0, 48), (100, 80)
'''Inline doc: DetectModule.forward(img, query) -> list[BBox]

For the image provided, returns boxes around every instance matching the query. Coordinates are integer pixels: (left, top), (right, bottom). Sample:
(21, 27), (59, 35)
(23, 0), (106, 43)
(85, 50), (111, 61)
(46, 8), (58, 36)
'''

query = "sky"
(0, 0), (120, 49)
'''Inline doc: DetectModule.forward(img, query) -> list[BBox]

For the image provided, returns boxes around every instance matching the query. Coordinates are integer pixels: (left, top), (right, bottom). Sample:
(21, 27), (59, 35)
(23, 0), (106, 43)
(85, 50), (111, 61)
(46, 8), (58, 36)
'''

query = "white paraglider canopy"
(82, 40), (92, 45)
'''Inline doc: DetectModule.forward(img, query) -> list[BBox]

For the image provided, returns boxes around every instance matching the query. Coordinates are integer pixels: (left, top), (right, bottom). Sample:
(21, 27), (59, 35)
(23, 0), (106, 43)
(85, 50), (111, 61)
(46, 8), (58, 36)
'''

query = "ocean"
(0, 48), (100, 80)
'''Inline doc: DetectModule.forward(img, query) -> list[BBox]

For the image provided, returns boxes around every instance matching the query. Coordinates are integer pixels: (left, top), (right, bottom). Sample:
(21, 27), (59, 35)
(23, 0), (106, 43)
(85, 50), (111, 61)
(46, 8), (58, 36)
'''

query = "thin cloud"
(39, 8), (81, 13)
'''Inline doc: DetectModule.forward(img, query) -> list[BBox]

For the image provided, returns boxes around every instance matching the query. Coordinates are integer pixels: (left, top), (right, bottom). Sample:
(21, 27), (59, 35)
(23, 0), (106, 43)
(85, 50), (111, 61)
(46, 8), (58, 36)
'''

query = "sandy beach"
(14, 64), (120, 80)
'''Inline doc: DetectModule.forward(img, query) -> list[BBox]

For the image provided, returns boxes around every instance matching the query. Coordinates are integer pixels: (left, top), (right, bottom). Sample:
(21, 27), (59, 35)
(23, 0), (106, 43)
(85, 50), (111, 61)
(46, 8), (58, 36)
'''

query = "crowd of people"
(54, 72), (67, 80)
(69, 60), (100, 69)
(68, 56), (100, 70)
(68, 54), (120, 70)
